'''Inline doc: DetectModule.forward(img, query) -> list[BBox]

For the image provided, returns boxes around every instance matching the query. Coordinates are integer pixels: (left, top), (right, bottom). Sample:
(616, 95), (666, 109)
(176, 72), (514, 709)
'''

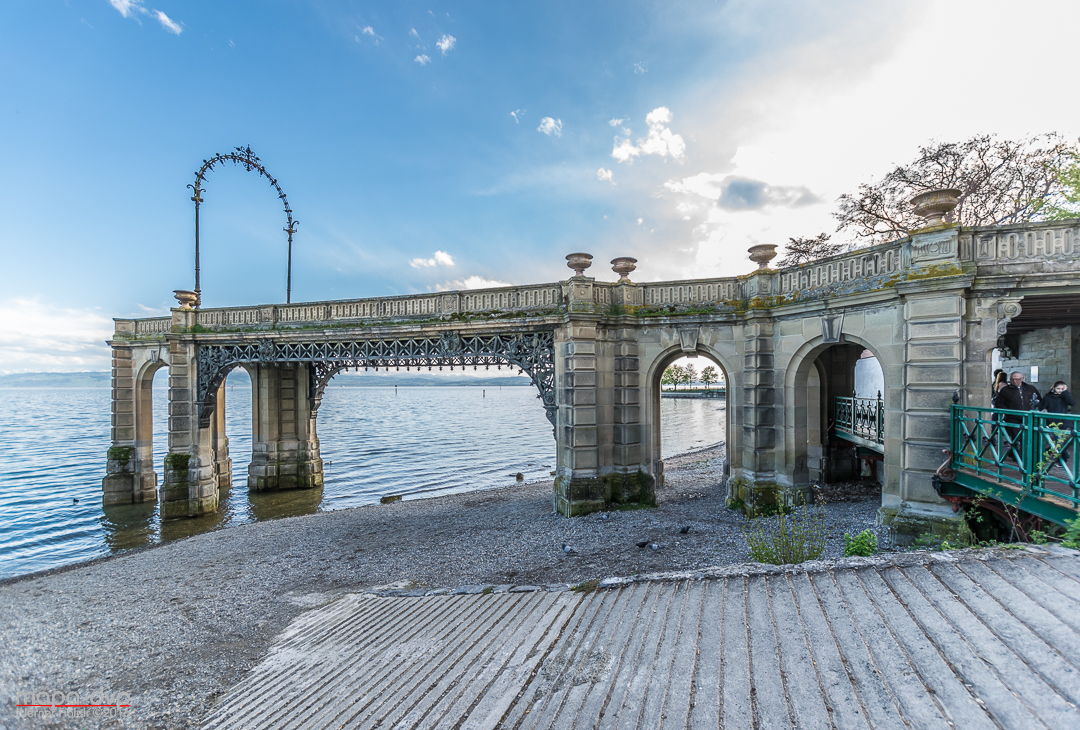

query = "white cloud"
(0, 299), (114, 374)
(597, 168), (615, 184)
(611, 107), (685, 164)
(410, 250), (456, 268)
(510, 109), (524, 124)
(414, 54), (431, 65)
(435, 275), (511, 291)
(361, 26), (375, 36)
(436, 34), (456, 55)
(633, 62), (647, 74)
(107, 1), (182, 34)
(153, 10), (181, 34)
(608, 118), (625, 127)
(108, 0), (142, 18)
(637, 218), (644, 226)
(410, 28), (420, 39)
(537, 117), (562, 137)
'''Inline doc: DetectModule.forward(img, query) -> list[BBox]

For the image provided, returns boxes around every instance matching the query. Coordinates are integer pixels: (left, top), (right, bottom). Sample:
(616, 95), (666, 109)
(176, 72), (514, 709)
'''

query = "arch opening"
(648, 349), (732, 491)
(788, 338), (887, 495)
(306, 364), (556, 508)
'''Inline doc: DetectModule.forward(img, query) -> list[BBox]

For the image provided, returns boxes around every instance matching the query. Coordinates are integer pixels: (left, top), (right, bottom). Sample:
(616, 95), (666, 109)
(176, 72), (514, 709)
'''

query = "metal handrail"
(834, 393), (884, 445)
(950, 404), (1080, 509)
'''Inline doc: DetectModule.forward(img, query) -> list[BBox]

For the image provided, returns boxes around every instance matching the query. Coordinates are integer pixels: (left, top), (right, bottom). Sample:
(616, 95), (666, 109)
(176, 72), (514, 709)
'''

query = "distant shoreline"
(0, 371), (532, 389)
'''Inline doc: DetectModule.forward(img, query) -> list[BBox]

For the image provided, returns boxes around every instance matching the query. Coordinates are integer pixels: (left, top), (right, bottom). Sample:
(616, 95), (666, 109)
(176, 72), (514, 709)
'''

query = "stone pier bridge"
(103, 219), (1080, 539)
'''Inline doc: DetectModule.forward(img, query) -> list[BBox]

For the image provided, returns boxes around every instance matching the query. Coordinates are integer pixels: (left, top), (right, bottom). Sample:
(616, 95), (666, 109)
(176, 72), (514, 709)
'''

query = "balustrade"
(833, 393), (885, 447)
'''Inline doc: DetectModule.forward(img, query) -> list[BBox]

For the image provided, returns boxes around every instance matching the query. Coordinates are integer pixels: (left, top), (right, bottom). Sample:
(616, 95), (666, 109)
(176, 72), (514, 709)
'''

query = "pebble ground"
(0, 446), (887, 729)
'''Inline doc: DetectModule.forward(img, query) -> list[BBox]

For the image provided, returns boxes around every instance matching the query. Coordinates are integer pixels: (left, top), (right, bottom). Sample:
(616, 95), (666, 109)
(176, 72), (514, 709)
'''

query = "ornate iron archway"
(195, 330), (557, 430)
(188, 146), (298, 306)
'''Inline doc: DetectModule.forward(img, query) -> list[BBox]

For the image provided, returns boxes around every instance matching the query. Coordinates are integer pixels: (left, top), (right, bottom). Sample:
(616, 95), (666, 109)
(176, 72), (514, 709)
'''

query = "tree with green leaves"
(701, 365), (718, 390)
(662, 364), (686, 391)
(683, 363), (698, 390)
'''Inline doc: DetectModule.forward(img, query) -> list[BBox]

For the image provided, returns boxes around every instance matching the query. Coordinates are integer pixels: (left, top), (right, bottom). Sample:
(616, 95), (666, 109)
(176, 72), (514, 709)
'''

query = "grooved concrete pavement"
(203, 547), (1080, 729)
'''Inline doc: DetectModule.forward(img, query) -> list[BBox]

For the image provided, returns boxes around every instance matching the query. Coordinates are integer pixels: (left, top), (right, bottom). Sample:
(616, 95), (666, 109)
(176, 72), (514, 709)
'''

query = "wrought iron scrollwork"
(196, 330), (557, 431)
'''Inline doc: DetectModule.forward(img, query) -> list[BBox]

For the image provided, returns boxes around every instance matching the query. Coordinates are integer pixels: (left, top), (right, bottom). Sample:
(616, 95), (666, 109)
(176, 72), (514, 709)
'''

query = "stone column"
(161, 309), (218, 519)
(880, 227), (975, 543)
(102, 332), (138, 505)
(248, 362), (323, 491)
(210, 379), (232, 489)
(102, 321), (161, 506)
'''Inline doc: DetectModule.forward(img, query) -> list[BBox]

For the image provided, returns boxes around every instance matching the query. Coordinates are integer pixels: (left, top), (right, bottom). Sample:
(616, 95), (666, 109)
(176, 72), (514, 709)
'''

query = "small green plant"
(480, 586), (494, 595)
(572, 579), (600, 594)
(745, 498), (826, 565)
(726, 497), (746, 512)
(843, 529), (878, 557)
(1029, 530), (1049, 545)
(1062, 517), (1080, 549)
(756, 502), (793, 518)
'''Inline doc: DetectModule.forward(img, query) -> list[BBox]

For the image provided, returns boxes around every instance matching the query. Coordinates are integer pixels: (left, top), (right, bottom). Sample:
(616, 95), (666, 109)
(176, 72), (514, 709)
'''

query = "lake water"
(0, 384), (725, 580)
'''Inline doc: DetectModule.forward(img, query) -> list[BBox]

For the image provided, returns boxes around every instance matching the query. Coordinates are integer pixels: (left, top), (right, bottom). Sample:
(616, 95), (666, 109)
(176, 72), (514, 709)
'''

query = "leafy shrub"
(1062, 517), (1080, 549)
(843, 529), (878, 557)
(1029, 530), (1049, 545)
(745, 499), (826, 565)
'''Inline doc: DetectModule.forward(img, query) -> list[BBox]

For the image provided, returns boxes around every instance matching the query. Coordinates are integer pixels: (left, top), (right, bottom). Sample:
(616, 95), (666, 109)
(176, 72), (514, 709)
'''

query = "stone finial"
(747, 244), (778, 269)
(610, 257), (637, 281)
(565, 252), (593, 278)
(173, 290), (198, 310)
(910, 188), (961, 226)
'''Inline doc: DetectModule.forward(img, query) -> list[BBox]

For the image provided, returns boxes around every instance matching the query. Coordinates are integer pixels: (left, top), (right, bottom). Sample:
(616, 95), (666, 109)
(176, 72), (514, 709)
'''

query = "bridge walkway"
(943, 406), (1080, 528)
(203, 548), (1080, 729)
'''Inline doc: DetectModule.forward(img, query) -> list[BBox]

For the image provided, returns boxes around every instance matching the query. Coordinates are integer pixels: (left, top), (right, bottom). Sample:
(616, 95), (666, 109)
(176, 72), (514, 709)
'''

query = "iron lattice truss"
(196, 330), (557, 428)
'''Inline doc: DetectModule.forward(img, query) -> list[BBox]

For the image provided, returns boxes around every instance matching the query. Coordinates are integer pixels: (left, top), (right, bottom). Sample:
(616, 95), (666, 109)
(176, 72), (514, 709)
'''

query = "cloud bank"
(537, 117), (562, 137)
(410, 250), (455, 268)
(611, 107), (685, 164)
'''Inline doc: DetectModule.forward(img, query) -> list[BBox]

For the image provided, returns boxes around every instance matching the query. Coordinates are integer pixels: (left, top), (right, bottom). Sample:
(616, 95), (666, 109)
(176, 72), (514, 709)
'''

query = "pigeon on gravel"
(679, 526), (691, 534)
(636, 539), (650, 548)
(562, 543), (578, 555)
(650, 543), (660, 551)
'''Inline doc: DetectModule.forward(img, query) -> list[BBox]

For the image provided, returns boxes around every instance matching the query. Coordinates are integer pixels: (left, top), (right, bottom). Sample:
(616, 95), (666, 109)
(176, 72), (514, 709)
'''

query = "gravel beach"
(0, 446), (886, 729)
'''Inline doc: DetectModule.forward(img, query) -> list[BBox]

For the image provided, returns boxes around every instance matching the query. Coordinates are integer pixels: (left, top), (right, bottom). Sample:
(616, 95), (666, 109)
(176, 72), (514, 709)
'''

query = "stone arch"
(782, 333), (892, 494)
(133, 354), (169, 495)
(642, 342), (737, 487)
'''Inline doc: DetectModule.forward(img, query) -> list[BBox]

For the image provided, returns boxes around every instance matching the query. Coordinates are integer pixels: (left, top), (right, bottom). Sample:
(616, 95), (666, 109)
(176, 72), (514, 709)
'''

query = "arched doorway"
(786, 337), (889, 495)
(646, 347), (734, 490)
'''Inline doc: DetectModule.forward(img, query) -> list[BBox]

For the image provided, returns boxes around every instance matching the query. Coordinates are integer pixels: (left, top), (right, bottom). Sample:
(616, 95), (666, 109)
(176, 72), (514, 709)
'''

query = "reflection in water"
(0, 384), (726, 580)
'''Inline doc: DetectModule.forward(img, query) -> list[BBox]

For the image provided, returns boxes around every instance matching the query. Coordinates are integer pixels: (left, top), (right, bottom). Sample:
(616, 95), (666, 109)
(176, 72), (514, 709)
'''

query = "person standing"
(995, 372), (1041, 462)
(1041, 381), (1076, 462)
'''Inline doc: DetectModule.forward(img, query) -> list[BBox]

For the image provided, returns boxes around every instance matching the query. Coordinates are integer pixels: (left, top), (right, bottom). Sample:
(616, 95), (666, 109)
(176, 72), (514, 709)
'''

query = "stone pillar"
(210, 380), (232, 489)
(879, 227), (975, 544)
(161, 309), (218, 519)
(248, 362), (323, 491)
(102, 335), (138, 505)
(102, 322), (161, 506)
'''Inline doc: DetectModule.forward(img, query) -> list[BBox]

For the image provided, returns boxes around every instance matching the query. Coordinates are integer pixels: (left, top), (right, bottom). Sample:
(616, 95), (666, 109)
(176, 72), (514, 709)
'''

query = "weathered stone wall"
(998, 325), (1075, 393)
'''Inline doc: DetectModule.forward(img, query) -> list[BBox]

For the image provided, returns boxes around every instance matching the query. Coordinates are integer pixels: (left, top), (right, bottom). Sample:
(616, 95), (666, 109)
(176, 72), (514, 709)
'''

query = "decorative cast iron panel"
(196, 331), (557, 430)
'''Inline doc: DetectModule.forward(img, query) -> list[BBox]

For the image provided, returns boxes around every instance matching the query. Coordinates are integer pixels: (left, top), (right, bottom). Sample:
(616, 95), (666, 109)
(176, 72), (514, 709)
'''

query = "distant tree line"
(661, 363), (721, 391)
(779, 133), (1080, 267)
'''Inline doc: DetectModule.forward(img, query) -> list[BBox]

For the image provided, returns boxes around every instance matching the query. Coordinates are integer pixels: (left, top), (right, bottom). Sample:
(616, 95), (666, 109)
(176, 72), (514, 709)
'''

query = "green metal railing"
(834, 393), (885, 447)
(949, 405), (1080, 513)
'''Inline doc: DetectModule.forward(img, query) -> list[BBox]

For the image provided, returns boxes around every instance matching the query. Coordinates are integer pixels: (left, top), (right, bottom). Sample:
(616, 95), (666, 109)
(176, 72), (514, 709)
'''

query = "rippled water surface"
(0, 385), (725, 580)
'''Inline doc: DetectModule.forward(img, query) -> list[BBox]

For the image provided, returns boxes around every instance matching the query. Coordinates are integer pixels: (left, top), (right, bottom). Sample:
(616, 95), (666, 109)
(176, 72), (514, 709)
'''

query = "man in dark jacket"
(996, 372), (1041, 463)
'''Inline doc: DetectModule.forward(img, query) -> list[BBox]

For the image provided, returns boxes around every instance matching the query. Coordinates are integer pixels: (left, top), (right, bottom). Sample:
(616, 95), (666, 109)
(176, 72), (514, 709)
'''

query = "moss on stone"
(164, 453), (191, 472)
(107, 446), (133, 464)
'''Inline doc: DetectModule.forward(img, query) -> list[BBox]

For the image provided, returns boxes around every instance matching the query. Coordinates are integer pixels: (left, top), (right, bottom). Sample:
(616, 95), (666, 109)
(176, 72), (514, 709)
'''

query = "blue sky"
(1, 0), (1078, 372)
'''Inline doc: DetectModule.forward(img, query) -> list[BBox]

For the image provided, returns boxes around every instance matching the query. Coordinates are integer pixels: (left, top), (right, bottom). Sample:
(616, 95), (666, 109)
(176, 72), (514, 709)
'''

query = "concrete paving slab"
(202, 550), (1080, 729)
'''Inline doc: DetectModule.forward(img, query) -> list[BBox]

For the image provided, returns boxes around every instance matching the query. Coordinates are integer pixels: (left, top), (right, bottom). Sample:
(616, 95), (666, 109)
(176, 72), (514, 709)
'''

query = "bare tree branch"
(834, 133), (1075, 244)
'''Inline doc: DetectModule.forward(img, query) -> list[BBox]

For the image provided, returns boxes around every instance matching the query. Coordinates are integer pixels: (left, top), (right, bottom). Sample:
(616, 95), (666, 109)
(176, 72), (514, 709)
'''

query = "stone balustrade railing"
(115, 220), (1077, 337)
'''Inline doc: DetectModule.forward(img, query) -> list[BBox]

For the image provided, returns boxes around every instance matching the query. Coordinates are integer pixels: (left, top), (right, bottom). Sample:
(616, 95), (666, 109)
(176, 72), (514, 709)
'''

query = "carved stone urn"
(910, 188), (961, 225)
(610, 256), (638, 281)
(747, 244), (778, 269)
(565, 252), (594, 278)
(173, 290), (198, 310)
